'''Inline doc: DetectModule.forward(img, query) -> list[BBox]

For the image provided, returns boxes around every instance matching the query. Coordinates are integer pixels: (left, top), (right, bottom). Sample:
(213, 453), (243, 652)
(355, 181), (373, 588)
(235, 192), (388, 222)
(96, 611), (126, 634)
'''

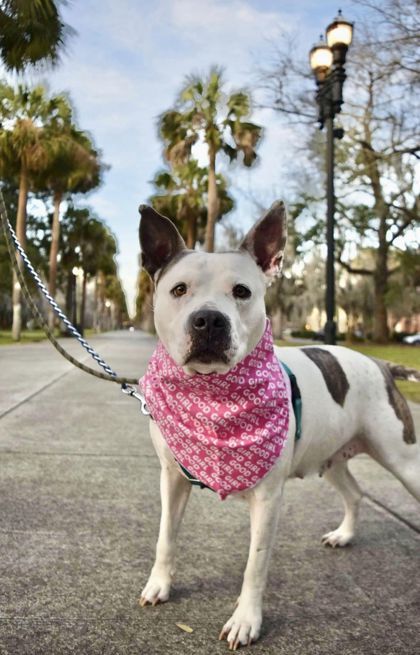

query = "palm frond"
(0, 0), (75, 71)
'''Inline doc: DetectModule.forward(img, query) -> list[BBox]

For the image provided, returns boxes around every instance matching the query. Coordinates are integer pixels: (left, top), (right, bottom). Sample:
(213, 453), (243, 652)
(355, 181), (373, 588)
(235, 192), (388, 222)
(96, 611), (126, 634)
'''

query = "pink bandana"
(139, 320), (290, 499)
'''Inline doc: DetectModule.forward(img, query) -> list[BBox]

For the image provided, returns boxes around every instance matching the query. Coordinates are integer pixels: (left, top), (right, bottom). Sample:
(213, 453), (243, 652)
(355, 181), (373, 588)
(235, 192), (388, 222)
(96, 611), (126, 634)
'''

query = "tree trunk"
(96, 270), (105, 332)
(361, 102), (390, 343)
(65, 269), (73, 332)
(373, 270), (389, 343)
(186, 213), (196, 249)
(12, 168), (29, 341)
(80, 269), (87, 333)
(71, 271), (77, 327)
(372, 235), (389, 343)
(204, 147), (219, 252)
(48, 191), (62, 330)
(345, 310), (356, 343)
(93, 274), (99, 332)
(270, 308), (284, 340)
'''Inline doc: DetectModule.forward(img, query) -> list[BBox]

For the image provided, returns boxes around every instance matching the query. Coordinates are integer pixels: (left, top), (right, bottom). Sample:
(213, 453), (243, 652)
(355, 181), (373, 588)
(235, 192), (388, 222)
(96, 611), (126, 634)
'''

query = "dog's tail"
(378, 360), (420, 383)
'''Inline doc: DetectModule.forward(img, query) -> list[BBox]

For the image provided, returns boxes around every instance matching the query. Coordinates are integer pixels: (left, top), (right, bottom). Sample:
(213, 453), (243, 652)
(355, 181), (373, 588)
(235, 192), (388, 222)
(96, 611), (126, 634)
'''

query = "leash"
(0, 190), (150, 416)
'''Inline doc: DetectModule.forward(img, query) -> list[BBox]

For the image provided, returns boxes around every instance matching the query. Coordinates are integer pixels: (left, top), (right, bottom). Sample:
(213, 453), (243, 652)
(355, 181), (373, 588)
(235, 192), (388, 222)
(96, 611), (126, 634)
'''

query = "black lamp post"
(309, 10), (353, 345)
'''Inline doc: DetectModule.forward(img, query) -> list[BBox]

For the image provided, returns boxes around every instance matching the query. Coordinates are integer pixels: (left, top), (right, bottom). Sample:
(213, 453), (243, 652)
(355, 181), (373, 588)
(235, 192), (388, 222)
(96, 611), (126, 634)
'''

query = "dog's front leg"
(140, 424), (192, 606)
(219, 481), (285, 649)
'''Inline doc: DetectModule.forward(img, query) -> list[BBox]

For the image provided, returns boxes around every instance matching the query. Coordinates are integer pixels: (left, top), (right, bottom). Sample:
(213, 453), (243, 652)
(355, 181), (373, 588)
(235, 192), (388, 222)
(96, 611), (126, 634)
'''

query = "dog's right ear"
(138, 205), (186, 278)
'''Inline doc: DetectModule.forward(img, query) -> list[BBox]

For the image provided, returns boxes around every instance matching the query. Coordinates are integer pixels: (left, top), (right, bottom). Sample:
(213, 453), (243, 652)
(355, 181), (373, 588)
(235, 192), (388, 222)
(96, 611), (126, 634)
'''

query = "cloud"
(171, 0), (283, 36)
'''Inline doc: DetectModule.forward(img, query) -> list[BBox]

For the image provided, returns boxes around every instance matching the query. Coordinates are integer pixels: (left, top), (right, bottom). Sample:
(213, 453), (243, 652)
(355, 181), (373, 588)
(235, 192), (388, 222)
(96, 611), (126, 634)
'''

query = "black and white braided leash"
(0, 190), (150, 415)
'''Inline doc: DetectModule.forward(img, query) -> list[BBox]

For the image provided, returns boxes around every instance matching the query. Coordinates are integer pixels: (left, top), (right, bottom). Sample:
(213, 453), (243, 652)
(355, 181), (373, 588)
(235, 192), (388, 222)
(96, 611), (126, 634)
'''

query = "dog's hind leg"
(321, 460), (363, 548)
(365, 364), (420, 502)
(370, 443), (420, 503)
(364, 393), (420, 502)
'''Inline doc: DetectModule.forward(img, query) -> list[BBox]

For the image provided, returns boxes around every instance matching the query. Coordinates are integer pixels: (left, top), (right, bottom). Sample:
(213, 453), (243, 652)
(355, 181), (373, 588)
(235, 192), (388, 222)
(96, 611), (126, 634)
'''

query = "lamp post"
(309, 10), (353, 345)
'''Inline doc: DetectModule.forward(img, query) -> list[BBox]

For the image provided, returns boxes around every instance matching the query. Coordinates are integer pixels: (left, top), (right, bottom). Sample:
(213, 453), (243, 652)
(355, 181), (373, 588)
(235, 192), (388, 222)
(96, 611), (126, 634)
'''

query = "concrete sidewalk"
(0, 330), (419, 655)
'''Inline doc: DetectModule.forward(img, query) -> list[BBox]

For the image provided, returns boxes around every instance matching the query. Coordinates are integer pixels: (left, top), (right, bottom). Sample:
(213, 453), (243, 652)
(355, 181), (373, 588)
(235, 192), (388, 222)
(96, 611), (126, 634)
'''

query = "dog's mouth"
(184, 348), (229, 366)
(183, 346), (235, 375)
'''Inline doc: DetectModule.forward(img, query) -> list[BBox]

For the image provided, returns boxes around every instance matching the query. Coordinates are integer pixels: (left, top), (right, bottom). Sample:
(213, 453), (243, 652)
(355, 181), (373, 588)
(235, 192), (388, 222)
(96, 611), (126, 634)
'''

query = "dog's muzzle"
(185, 309), (231, 364)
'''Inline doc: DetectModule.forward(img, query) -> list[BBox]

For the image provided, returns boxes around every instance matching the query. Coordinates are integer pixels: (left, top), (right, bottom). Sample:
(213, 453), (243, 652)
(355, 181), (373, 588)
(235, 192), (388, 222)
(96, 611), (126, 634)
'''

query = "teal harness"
(180, 361), (302, 489)
(279, 361), (302, 441)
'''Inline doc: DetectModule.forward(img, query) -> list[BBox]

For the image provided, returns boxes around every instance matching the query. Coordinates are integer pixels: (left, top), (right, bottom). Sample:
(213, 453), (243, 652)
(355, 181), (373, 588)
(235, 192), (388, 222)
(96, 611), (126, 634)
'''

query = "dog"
(137, 201), (419, 650)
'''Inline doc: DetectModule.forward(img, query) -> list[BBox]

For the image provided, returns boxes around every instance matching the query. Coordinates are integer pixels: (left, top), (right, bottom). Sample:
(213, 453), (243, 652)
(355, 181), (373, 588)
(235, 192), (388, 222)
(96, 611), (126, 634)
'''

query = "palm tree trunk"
(186, 213), (197, 249)
(93, 274), (99, 332)
(48, 191), (62, 330)
(97, 270), (105, 332)
(12, 167), (29, 341)
(65, 269), (73, 327)
(204, 146), (219, 252)
(80, 269), (87, 334)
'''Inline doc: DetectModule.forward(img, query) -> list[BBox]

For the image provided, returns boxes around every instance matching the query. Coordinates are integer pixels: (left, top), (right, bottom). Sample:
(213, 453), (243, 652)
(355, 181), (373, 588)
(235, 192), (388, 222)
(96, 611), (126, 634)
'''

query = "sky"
(23, 0), (358, 316)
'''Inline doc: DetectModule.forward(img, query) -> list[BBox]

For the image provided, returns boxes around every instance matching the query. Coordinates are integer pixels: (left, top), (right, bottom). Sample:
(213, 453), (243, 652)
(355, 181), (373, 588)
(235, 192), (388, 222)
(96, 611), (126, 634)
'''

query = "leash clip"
(121, 384), (151, 416)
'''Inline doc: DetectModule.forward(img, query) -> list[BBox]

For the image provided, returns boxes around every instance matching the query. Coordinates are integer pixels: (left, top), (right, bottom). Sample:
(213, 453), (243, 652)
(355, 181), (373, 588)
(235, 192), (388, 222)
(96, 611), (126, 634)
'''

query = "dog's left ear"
(240, 200), (288, 280)
(138, 205), (186, 278)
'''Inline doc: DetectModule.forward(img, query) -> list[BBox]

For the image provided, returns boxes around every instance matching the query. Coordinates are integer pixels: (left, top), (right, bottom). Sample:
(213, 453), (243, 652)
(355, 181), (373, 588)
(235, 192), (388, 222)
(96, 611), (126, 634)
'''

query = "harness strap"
(178, 463), (209, 489)
(280, 361), (303, 441)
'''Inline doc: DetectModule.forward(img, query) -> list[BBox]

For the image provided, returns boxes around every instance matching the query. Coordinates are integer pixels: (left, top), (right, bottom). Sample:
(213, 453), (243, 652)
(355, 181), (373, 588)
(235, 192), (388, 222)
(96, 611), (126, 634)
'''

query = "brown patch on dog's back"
(301, 347), (350, 407)
(374, 360), (416, 444)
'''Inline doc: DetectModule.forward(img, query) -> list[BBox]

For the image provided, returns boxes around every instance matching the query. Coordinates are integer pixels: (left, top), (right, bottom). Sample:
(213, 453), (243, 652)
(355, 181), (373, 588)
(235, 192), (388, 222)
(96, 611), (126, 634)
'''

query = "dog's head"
(138, 202), (287, 375)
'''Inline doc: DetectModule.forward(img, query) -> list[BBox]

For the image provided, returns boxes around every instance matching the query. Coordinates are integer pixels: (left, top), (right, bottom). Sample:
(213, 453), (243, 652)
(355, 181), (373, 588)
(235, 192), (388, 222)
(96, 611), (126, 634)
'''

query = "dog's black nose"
(189, 310), (229, 337)
(186, 310), (231, 364)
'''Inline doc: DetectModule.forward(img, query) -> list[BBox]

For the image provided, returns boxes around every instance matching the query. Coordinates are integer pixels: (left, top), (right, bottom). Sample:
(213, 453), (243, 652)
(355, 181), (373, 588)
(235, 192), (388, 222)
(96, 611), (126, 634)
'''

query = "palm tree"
(41, 110), (103, 329)
(159, 67), (263, 251)
(79, 220), (117, 331)
(150, 160), (234, 248)
(0, 0), (74, 71)
(0, 82), (82, 339)
(60, 207), (120, 332)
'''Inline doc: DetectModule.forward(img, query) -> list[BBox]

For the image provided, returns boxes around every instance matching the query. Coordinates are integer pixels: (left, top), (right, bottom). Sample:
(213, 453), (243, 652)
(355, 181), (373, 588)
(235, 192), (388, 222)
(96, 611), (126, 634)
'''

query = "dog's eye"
(232, 284), (251, 300)
(171, 283), (187, 298)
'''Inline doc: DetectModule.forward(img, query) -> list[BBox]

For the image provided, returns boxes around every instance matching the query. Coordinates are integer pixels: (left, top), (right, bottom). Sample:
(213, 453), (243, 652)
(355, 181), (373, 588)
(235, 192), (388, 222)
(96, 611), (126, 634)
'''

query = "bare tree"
(353, 0), (420, 84)
(258, 0), (420, 342)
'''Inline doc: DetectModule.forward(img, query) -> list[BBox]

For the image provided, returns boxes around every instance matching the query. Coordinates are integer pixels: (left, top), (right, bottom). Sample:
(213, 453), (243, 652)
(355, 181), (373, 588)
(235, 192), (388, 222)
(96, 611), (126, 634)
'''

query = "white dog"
(137, 202), (419, 650)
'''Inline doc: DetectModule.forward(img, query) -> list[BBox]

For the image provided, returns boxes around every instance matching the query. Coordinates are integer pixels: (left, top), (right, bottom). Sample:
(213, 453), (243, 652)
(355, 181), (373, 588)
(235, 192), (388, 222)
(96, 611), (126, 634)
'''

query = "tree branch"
(338, 257), (374, 276)
(388, 216), (417, 243)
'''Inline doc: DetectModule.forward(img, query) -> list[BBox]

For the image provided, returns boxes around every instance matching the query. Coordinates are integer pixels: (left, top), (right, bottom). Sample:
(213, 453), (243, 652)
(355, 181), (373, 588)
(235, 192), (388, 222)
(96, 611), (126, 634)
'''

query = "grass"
(277, 339), (420, 404)
(0, 327), (97, 346)
(0, 329), (47, 345)
(346, 343), (420, 404)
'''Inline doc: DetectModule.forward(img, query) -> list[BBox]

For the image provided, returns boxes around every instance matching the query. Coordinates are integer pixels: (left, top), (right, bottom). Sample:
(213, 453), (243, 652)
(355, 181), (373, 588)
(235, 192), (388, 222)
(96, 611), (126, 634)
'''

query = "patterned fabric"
(139, 320), (290, 499)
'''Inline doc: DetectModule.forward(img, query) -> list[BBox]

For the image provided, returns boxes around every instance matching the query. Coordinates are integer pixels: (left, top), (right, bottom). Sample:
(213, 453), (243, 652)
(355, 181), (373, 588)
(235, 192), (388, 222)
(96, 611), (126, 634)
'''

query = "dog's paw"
(139, 572), (171, 607)
(321, 528), (354, 548)
(219, 605), (262, 650)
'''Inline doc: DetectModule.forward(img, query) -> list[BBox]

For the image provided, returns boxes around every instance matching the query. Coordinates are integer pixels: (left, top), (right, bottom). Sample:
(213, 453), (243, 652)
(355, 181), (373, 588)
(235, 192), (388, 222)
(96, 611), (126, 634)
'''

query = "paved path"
(0, 331), (419, 655)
